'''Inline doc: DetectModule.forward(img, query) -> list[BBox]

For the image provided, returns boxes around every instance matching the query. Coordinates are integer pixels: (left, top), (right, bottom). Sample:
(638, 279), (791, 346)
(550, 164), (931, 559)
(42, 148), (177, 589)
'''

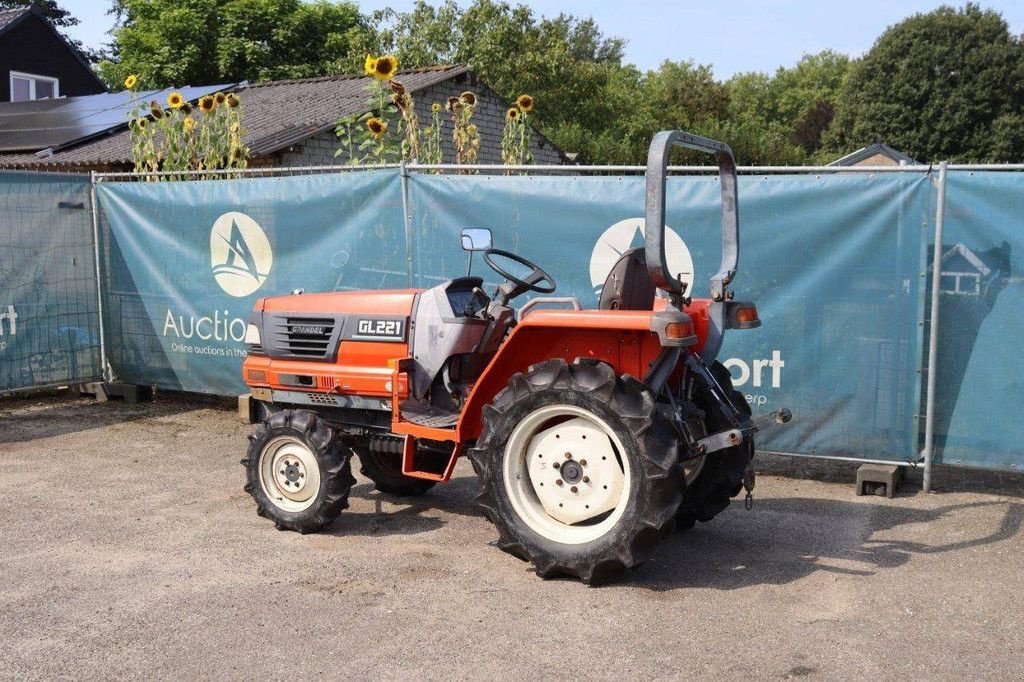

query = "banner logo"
(589, 218), (693, 294)
(210, 211), (273, 297)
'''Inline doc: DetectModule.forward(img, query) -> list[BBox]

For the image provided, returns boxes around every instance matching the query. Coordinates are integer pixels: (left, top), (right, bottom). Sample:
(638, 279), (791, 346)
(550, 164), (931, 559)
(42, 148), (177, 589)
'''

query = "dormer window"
(10, 71), (59, 101)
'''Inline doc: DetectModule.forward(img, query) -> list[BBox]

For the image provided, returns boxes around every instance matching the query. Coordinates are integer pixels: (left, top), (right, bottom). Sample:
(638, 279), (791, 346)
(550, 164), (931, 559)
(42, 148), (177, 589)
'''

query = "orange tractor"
(240, 131), (790, 583)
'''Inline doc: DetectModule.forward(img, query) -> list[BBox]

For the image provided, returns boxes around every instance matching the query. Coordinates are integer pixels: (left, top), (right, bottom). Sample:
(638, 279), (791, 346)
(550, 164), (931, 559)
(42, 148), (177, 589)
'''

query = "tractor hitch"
(684, 407), (792, 461)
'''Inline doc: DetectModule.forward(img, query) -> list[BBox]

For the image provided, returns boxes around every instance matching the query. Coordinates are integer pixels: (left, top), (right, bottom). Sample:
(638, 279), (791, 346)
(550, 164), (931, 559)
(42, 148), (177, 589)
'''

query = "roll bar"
(644, 131), (739, 306)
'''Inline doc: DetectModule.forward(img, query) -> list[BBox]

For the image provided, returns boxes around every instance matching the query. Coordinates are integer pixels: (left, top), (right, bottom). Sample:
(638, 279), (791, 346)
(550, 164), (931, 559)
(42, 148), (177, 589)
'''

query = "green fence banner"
(97, 168), (934, 466)
(0, 172), (101, 392)
(408, 172), (931, 463)
(97, 169), (405, 394)
(933, 172), (1024, 471)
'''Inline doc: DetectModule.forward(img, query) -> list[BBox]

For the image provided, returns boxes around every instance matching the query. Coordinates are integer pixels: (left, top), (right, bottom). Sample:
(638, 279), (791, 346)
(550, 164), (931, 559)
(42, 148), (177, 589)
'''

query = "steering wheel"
(483, 248), (557, 296)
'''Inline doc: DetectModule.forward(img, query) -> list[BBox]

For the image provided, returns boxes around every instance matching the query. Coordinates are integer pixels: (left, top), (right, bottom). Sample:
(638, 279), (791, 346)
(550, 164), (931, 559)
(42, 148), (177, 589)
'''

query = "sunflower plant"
(420, 102), (444, 165)
(125, 76), (249, 179)
(449, 91), (480, 166)
(335, 54), (405, 164)
(501, 94), (536, 166)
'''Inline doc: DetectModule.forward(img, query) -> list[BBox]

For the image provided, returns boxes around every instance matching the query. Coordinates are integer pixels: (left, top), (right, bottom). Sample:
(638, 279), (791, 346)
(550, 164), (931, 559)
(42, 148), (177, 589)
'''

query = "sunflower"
(392, 93), (408, 109)
(389, 79), (405, 96)
(364, 54), (377, 76)
(132, 117), (147, 129)
(124, 74), (138, 90)
(372, 54), (398, 80)
(445, 96), (462, 113)
(149, 102), (164, 119)
(506, 107), (520, 121)
(225, 93), (240, 108)
(180, 102), (193, 115)
(167, 91), (185, 108)
(431, 102), (442, 113)
(460, 91), (476, 106)
(182, 116), (196, 132)
(198, 95), (216, 114)
(516, 94), (534, 113)
(214, 91), (226, 105)
(366, 117), (388, 139)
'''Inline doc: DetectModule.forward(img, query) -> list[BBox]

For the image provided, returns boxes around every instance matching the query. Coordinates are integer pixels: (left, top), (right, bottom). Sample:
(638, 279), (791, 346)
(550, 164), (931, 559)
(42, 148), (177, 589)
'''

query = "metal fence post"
(400, 161), (414, 287)
(922, 161), (948, 492)
(88, 171), (111, 382)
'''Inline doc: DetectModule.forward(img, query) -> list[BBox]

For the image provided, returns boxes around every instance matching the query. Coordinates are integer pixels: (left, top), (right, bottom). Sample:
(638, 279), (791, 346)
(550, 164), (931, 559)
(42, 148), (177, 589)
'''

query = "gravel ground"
(1, 392), (1023, 680)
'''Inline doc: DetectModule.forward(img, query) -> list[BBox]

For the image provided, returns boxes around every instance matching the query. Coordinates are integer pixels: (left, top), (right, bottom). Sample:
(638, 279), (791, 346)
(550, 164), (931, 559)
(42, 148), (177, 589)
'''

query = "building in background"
(0, 6), (106, 102)
(829, 143), (918, 167)
(0, 66), (566, 172)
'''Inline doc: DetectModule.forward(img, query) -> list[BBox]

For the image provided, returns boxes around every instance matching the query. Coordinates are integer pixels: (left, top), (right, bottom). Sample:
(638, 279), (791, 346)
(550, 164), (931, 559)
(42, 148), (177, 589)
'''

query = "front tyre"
(242, 409), (355, 534)
(470, 359), (682, 584)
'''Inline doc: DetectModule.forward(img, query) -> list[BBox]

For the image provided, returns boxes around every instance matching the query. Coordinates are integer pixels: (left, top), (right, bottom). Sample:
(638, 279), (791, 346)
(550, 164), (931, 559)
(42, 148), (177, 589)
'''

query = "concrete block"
(856, 463), (905, 498)
(238, 394), (259, 425)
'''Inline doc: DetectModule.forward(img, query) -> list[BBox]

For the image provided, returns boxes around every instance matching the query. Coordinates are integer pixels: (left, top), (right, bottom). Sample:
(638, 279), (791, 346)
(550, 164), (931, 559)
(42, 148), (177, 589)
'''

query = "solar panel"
(0, 84), (237, 153)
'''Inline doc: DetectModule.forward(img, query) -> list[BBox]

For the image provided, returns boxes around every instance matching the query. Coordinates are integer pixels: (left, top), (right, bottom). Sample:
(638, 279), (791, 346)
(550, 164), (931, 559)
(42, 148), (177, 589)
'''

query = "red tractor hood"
(256, 289), (421, 316)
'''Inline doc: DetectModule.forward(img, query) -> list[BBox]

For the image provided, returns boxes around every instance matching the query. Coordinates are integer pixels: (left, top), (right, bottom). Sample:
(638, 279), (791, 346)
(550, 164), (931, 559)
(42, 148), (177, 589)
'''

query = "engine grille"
(269, 316), (338, 360)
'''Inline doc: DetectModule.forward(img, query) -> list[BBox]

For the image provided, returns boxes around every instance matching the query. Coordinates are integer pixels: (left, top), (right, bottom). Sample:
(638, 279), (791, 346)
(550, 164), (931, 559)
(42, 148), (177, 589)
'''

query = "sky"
(60, 0), (1024, 79)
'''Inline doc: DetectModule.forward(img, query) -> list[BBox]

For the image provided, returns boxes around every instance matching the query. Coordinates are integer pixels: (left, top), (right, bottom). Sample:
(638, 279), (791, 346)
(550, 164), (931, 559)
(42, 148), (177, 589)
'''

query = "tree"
(364, 0), (626, 134)
(826, 4), (1024, 162)
(99, 0), (366, 89)
(727, 51), (850, 160)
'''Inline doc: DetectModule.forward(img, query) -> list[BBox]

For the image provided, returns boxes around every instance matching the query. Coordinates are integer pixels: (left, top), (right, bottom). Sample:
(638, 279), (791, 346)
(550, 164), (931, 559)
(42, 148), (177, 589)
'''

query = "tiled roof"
(828, 142), (919, 167)
(0, 65), (469, 169)
(0, 7), (29, 33)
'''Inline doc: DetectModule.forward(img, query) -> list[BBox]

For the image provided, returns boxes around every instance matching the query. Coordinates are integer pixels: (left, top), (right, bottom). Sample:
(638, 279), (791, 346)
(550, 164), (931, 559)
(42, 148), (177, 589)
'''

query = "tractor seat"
(598, 247), (656, 310)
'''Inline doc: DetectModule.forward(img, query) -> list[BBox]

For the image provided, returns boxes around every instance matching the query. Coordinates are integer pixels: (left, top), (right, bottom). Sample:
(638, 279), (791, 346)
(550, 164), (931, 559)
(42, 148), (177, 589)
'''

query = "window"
(9, 71), (60, 102)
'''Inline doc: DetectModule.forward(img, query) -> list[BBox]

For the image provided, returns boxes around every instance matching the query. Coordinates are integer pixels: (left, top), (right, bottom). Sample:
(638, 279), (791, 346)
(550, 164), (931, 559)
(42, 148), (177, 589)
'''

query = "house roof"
(828, 143), (919, 167)
(941, 243), (992, 277)
(0, 65), (470, 169)
(0, 7), (30, 35)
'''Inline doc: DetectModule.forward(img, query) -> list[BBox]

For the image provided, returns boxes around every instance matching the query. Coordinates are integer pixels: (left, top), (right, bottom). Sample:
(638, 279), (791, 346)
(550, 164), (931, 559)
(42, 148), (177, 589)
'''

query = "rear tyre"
(675, 361), (753, 530)
(242, 409), (355, 534)
(356, 450), (436, 496)
(470, 358), (682, 584)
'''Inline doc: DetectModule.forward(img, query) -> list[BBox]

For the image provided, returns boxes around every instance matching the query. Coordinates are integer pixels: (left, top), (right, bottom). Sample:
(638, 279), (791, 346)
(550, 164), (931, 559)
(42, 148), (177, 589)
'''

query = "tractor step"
(399, 401), (459, 428)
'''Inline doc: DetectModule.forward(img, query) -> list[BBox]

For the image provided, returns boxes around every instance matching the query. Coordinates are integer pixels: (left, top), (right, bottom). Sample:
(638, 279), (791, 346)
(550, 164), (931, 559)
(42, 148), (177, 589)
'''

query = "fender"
(456, 308), (692, 441)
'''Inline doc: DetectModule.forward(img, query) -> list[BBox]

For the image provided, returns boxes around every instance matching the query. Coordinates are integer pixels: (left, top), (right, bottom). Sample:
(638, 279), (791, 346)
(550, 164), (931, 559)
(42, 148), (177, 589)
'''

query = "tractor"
(240, 131), (791, 583)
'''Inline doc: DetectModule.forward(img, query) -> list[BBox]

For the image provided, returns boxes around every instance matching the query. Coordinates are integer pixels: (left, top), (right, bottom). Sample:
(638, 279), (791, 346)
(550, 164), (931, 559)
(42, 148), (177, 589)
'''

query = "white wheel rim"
(502, 405), (631, 545)
(258, 436), (321, 513)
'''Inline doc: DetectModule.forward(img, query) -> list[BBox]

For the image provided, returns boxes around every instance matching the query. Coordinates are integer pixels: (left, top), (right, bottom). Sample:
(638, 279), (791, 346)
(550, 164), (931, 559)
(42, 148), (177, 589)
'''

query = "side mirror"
(460, 227), (492, 252)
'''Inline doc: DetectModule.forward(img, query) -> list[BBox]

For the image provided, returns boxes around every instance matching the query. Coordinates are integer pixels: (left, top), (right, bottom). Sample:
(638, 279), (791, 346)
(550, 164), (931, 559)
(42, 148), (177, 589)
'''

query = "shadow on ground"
(635, 498), (1024, 591)
(0, 393), (204, 444)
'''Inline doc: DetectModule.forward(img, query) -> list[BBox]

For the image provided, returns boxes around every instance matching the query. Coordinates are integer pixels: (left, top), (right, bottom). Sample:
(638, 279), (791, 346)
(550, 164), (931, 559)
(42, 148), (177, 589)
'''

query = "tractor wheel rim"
(502, 405), (631, 545)
(258, 436), (321, 513)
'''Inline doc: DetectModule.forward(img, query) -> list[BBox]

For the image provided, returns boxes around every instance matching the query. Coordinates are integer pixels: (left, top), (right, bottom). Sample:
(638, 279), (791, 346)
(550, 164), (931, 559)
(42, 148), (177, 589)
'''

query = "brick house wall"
(278, 73), (563, 167)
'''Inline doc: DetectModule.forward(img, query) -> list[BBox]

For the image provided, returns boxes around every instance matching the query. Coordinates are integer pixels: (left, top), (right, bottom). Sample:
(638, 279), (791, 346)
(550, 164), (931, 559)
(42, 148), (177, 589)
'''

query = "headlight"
(244, 323), (261, 345)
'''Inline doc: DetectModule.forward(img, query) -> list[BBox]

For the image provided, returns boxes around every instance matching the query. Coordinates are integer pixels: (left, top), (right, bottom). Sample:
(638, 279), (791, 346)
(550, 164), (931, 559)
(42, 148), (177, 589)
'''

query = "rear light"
(736, 306), (759, 324)
(651, 312), (697, 346)
(665, 321), (695, 339)
(726, 301), (762, 330)
(247, 369), (267, 382)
